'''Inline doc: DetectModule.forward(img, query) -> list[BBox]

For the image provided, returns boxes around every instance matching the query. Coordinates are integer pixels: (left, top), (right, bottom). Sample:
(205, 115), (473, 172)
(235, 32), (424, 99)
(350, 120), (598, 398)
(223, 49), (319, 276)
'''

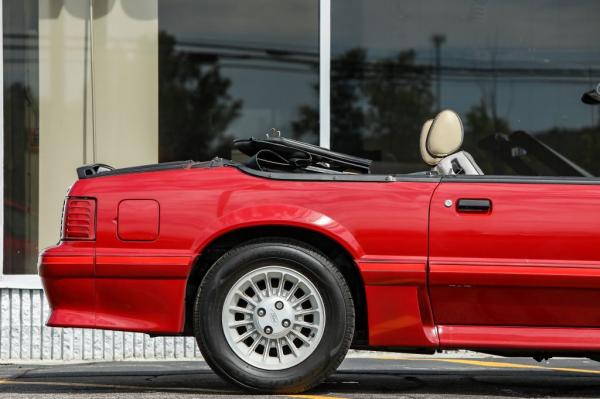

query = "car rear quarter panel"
(44, 166), (439, 347)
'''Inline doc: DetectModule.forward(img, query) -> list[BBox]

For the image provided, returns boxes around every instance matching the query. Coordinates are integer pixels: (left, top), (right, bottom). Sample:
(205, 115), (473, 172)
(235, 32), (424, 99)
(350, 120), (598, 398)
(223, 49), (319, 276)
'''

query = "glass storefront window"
(2, 0), (319, 274)
(4, 0), (600, 275)
(331, 0), (600, 175)
(158, 0), (319, 162)
(4, 0), (39, 274)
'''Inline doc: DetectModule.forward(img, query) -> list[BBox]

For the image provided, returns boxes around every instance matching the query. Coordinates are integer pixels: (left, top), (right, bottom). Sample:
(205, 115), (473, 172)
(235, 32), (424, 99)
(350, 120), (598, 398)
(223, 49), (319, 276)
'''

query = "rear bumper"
(38, 243), (96, 328)
(39, 243), (194, 334)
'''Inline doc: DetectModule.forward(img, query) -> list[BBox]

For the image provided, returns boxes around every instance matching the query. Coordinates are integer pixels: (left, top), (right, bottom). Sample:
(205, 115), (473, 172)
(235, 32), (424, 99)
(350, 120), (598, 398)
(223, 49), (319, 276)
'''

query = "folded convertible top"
(234, 136), (372, 174)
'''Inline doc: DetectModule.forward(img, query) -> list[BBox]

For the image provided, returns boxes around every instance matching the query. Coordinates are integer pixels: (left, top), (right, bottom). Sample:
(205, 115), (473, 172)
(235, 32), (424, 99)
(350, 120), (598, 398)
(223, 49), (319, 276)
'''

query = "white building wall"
(0, 288), (202, 360)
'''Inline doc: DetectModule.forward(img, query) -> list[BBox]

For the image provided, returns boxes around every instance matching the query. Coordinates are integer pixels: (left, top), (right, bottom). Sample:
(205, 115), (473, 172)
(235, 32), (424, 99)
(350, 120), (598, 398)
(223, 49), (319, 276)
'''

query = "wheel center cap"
(255, 297), (294, 338)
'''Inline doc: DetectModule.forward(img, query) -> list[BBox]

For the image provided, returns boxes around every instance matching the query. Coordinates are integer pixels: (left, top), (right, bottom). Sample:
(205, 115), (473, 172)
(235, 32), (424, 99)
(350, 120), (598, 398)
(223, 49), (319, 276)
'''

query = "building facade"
(1, 0), (600, 359)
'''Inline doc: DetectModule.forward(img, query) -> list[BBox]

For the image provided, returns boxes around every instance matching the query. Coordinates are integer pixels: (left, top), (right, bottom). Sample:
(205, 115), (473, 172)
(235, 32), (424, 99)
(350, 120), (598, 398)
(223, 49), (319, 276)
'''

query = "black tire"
(193, 238), (355, 393)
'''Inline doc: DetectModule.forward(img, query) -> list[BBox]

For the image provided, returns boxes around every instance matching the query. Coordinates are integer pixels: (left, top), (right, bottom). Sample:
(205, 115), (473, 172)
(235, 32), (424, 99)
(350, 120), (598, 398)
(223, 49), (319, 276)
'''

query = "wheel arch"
(184, 224), (369, 347)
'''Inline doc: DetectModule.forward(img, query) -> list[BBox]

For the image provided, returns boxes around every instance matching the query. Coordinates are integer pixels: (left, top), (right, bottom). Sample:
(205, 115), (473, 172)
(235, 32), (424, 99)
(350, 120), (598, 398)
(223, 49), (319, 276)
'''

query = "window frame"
(319, 0), (330, 149)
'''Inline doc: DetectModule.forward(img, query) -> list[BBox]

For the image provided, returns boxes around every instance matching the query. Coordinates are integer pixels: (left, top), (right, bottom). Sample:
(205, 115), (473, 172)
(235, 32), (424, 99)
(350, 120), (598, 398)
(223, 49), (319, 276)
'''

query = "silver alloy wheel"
(221, 265), (326, 370)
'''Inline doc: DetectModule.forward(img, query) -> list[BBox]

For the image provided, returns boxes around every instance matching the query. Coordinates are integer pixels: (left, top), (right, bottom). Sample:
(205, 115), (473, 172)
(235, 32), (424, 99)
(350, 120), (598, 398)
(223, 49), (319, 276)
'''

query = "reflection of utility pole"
(489, 46), (498, 131)
(432, 34), (446, 112)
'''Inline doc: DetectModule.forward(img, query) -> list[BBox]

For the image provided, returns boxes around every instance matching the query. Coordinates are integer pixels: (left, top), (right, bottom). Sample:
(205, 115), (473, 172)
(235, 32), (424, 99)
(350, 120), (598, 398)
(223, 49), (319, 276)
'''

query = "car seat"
(419, 110), (484, 175)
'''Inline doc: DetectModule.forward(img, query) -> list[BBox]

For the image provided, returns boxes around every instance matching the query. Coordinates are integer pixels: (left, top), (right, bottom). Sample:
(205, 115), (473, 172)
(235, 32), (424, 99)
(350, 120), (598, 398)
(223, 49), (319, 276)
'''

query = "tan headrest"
(419, 119), (438, 165)
(426, 110), (464, 158)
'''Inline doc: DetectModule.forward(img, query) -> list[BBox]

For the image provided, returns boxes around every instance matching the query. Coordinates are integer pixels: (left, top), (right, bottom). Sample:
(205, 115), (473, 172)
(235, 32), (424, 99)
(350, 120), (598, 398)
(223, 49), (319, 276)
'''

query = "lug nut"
(264, 326), (273, 334)
(282, 319), (291, 328)
(275, 301), (284, 310)
(257, 308), (266, 317)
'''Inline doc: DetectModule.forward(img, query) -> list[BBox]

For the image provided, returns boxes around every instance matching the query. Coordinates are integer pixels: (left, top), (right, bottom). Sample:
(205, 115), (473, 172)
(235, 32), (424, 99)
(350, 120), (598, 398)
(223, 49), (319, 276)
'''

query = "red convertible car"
(39, 111), (600, 393)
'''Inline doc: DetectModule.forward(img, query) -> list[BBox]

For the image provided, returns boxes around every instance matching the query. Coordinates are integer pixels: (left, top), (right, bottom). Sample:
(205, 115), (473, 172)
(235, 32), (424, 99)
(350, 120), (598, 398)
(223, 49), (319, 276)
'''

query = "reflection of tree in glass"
(463, 99), (512, 174)
(159, 32), (242, 162)
(466, 101), (600, 177)
(363, 49), (433, 164)
(291, 94), (319, 145)
(4, 82), (39, 274)
(292, 48), (433, 168)
(293, 47), (600, 177)
(536, 126), (600, 176)
(293, 48), (367, 149)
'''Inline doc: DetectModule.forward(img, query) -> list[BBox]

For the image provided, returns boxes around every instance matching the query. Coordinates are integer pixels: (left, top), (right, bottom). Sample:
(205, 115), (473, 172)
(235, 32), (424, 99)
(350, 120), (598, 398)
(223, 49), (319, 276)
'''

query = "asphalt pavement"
(1, 354), (600, 398)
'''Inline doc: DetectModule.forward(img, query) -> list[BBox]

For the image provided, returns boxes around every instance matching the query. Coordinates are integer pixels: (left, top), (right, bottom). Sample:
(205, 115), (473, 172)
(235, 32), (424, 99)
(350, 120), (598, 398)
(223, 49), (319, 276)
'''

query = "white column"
(319, 0), (331, 149)
(39, 0), (91, 253)
(92, 0), (158, 168)
(38, 0), (159, 252)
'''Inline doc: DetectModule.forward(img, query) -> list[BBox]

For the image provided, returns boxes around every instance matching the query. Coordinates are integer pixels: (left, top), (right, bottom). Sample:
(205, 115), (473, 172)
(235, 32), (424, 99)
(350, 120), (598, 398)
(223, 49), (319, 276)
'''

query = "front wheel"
(194, 239), (355, 393)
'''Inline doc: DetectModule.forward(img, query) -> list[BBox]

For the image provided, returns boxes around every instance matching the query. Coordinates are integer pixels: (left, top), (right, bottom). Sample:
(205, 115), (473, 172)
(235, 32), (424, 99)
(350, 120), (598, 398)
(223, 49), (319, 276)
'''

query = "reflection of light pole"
(432, 34), (446, 112)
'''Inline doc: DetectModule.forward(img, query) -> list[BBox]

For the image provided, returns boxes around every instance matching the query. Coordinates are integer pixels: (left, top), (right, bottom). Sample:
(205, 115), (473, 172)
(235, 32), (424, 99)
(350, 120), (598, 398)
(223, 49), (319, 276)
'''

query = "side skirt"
(439, 325), (600, 351)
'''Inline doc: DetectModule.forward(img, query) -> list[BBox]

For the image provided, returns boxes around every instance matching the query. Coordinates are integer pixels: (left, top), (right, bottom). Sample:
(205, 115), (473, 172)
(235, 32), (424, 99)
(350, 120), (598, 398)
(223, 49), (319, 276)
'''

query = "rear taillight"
(61, 197), (96, 240)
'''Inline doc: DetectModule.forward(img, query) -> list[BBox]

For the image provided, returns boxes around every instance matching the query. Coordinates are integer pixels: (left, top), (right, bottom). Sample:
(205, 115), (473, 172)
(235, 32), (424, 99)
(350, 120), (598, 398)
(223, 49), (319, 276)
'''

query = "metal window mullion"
(89, 0), (97, 163)
(319, 0), (331, 149)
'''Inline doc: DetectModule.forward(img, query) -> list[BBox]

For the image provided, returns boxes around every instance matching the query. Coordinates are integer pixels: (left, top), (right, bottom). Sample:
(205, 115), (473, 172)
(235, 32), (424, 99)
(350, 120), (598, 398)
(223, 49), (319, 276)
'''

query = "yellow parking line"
(289, 395), (349, 399)
(543, 366), (600, 375)
(376, 355), (600, 375)
(435, 358), (600, 375)
(434, 358), (541, 370)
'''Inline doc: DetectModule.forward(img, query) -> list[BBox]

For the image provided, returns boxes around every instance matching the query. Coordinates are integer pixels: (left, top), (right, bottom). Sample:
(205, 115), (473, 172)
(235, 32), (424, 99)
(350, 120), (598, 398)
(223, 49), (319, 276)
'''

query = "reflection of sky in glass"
(333, 0), (600, 133)
(159, 0), (319, 139)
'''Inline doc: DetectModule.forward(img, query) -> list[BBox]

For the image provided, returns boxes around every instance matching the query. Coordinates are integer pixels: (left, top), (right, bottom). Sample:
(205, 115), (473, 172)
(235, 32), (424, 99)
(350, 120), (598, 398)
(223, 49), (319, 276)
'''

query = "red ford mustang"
(39, 111), (600, 393)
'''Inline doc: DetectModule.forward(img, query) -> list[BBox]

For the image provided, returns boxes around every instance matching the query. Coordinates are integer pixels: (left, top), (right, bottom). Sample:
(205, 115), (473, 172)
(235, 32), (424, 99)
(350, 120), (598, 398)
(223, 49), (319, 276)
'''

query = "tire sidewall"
(195, 241), (351, 391)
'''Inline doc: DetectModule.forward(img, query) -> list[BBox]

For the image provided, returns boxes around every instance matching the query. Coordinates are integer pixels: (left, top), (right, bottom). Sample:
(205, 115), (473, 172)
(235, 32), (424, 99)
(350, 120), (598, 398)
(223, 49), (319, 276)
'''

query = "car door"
(428, 176), (600, 328)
